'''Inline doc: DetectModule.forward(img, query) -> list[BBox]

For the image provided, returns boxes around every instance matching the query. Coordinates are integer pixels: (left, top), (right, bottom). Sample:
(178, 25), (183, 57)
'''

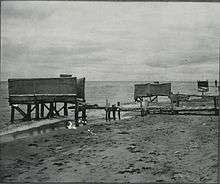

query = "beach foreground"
(0, 113), (217, 183)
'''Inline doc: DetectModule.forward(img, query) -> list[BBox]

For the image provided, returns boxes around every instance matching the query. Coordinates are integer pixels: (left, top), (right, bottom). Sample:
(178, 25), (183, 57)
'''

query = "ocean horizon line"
(0, 80), (217, 83)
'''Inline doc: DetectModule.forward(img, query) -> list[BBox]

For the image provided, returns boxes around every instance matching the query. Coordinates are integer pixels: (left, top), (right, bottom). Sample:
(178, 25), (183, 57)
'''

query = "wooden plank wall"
(8, 78), (78, 95)
(134, 83), (171, 100)
(197, 80), (209, 92)
(76, 77), (85, 100)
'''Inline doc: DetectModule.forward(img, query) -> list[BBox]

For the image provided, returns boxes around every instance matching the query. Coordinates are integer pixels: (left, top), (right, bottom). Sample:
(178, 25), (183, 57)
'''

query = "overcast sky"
(1, 2), (220, 81)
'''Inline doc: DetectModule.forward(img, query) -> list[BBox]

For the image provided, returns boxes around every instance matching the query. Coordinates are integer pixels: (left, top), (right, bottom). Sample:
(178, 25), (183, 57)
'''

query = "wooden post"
(117, 102), (121, 120)
(27, 104), (32, 121)
(176, 94), (180, 107)
(107, 108), (110, 121)
(49, 102), (54, 118)
(105, 108), (108, 122)
(140, 99), (144, 117)
(214, 96), (217, 115)
(40, 103), (44, 118)
(144, 99), (149, 115)
(105, 99), (109, 121)
(35, 103), (39, 119)
(64, 102), (68, 116)
(75, 101), (79, 126)
(112, 105), (116, 120)
(54, 102), (57, 112)
(82, 104), (86, 121)
(10, 105), (15, 123)
(171, 98), (174, 115)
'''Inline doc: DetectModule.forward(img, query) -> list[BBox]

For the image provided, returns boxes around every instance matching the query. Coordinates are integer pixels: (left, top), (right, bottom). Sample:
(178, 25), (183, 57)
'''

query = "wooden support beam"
(15, 106), (27, 118)
(117, 102), (121, 120)
(35, 103), (40, 119)
(40, 103), (44, 117)
(10, 105), (15, 123)
(150, 96), (158, 102)
(82, 105), (86, 121)
(54, 108), (60, 116)
(52, 102), (60, 116)
(30, 106), (36, 112)
(64, 102), (68, 116)
(108, 109), (111, 121)
(57, 106), (64, 113)
(47, 102), (54, 118)
(105, 99), (109, 121)
(140, 101), (144, 117)
(13, 106), (28, 120)
(214, 96), (218, 115)
(105, 108), (108, 121)
(112, 105), (116, 120)
(75, 101), (79, 126)
(27, 104), (32, 121)
(176, 95), (180, 107)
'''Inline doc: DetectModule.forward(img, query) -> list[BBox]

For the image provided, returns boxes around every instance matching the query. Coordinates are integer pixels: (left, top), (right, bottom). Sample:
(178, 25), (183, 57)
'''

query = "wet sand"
(0, 112), (217, 183)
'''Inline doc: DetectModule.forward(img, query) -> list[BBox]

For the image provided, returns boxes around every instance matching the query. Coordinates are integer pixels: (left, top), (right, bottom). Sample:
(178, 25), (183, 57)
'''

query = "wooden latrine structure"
(8, 77), (86, 126)
(134, 83), (171, 102)
(197, 80), (209, 94)
(134, 82), (219, 116)
(134, 83), (171, 115)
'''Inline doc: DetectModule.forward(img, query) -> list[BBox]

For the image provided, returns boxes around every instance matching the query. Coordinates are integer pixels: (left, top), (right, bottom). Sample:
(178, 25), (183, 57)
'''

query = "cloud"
(1, 37), (28, 60)
(1, 2), (220, 81)
(2, 2), (53, 20)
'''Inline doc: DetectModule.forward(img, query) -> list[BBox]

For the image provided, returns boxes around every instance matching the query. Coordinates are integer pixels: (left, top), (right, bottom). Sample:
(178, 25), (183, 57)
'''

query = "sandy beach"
(0, 111), (217, 183)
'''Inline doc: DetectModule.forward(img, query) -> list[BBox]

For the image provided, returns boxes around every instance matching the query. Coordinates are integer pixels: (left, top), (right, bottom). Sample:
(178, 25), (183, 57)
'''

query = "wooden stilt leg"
(117, 102), (121, 120)
(49, 102), (53, 118)
(171, 99), (174, 115)
(41, 103), (44, 118)
(11, 105), (15, 123)
(214, 97), (218, 115)
(108, 108), (111, 121)
(140, 101), (144, 117)
(82, 105), (86, 121)
(112, 105), (116, 120)
(64, 102), (68, 116)
(176, 94), (180, 107)
(27, 104), (32, 121)
(35, 103), (39, 119)
(105, 109), (108, 122)
(75, 101), (79, 126)
(54, 102), (57, 113)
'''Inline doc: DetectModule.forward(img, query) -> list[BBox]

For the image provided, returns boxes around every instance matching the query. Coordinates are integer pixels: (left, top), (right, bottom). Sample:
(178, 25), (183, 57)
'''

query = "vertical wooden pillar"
(108, 109), (111, 121)
(105, 99), (109, 122)
(214, 96), (218, 115)
(105, 108), (108, 122)
(54, 102), (57, 112)
(40, 103), (44, 118)
(112, 105), (116, 120)
(82, 105), (86, 121)
(35, 103), (39, 119)
(75, 101), (79, 126)
(49, 102), (53, 118)
(64, 102), (68, 116)
(176, 94), (180, 107)
(11, 105), (15, 123)
(171, 98), (174, 115)
(27, 104), (32, 121)
(117, 102), (121, 120)
(144, 100), (149, 116)
(140, 100), (144, 117)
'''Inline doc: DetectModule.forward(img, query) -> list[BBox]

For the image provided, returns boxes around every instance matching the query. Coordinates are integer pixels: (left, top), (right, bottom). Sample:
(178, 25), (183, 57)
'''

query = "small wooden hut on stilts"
(8, 77), (87, 126)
